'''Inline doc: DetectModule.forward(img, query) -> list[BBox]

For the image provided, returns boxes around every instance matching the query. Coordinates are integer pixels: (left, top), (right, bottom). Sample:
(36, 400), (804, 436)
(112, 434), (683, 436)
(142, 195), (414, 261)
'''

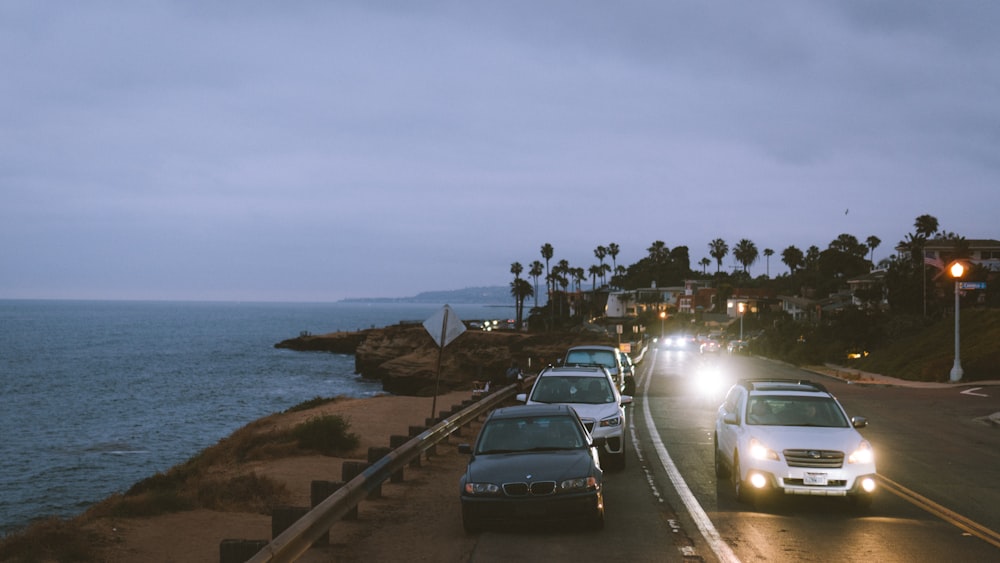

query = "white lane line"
(961, 387), (989, 397)
(635, 350), (741, 563)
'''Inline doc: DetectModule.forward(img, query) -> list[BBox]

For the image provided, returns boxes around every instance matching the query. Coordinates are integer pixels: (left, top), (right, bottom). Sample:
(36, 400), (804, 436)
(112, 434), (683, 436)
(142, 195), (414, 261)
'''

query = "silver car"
(518, 366), (632, 469)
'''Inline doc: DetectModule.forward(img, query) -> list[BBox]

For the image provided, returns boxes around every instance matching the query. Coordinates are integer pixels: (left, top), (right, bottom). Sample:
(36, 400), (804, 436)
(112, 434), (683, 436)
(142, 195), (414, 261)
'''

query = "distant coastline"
(338, 285), (514, 306)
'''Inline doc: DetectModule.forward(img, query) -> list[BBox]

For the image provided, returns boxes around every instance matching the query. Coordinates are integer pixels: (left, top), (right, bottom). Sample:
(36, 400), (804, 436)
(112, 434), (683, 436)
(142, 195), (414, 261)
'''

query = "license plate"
(804, 472), (828, 486)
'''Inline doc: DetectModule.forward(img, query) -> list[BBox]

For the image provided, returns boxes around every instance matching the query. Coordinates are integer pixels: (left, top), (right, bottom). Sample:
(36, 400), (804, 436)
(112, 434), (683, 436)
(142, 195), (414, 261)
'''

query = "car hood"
(465, 450), (597, 483)
(749, 426), (866, 452)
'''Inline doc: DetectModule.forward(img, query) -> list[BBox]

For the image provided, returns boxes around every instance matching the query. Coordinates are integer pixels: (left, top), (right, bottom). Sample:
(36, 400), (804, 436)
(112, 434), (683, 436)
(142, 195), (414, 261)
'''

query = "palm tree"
(528, 260), (544, 308)
(607, 243), (620, 282)
(510, 262), (523, 279)
(509, 278), (534, 330)
(781, 246), (804, 274)
(647, 240), (668, 263)
(914, 214), (939, 239)
(540, 243), (554, 303)
(709, 239), (729, 273)
(699, 257), (711, 274)
(763, 248), (774, 278)
(865, 236), (881, 265)
(588, 264), (602, 291)
(594, 245), (608, 285)
(733, 239), (759, 274)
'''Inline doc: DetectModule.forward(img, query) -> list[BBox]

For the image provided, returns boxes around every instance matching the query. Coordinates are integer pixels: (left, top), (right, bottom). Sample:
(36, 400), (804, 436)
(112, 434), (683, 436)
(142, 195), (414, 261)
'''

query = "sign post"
(423, 305), (467, 422)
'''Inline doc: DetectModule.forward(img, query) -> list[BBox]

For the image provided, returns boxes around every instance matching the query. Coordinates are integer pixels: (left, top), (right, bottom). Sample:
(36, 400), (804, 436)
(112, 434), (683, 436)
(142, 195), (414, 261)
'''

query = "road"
(632, 347), (1000, 562)
(460, 348), (1000, 562)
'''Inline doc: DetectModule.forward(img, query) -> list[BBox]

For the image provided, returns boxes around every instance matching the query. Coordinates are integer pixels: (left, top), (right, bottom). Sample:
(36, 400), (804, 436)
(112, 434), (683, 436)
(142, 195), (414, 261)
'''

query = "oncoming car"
(518, 366), (632, 469)
(458, 404), (605, 533)
(714, 379), (877, 508)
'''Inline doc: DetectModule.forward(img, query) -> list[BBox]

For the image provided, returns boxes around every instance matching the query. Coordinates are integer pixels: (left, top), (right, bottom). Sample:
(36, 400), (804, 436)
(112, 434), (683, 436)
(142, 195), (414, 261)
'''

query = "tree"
(699, 257), (711, 274)
(588, 264), (602, 291)
(647, 240), (668, 263)
(510, 262), (523, 279)
(763, 248), (774, 278)
(540, 243), (554, 303)
(528, 260), (544, 308)
(607, 243), (620, 284)
(733, 239), (759, 274)
(865, 235), (881, 265)
(509, 278), (534, 330)
(781, 246), (804, 274)
(914, 214), (939, 239)
(594, 245), (608, 285)
(709, 239), (728, 273)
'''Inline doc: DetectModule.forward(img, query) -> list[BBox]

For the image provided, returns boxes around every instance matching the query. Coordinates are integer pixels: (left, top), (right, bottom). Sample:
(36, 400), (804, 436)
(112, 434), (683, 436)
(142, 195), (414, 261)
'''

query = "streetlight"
(949, 262), (965, 382)
(737, 302), (745, 341)
(660, 311), (666, 337)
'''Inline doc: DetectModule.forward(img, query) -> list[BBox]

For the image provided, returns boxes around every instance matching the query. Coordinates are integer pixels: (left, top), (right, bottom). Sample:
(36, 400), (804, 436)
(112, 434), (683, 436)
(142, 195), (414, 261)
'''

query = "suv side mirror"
(851, 416), (868, 428)
(723, 412), (739, 425)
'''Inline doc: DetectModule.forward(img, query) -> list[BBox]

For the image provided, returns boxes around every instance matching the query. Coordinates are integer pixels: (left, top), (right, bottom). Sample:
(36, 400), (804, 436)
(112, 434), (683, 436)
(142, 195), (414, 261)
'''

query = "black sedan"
(458, 404), (605, 533)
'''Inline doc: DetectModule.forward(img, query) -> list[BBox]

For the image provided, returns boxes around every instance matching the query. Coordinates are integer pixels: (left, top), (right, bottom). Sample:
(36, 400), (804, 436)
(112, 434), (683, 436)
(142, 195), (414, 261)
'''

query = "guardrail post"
(409, 425), (428, 463)
(220, 539), (268, 563)
(342, 460), (372, 502)
(309, 481), (339, 542)
(388, 435), (408, 482)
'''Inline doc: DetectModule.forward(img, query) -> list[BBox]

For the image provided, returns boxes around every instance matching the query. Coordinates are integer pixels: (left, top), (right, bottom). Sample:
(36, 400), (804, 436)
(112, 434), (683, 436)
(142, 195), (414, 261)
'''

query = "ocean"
(0, 299), (512, 535)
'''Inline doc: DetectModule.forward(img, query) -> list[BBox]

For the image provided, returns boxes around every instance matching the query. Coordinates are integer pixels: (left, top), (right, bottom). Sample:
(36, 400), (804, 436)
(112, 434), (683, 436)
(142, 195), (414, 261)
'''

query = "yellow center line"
(877, 475), (1000, 549)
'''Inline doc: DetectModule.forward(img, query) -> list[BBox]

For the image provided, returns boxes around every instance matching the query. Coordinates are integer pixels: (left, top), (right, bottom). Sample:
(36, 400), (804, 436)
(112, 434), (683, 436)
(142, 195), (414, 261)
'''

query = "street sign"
(423, 304), (466, 348)
(959, 282), (987, 290)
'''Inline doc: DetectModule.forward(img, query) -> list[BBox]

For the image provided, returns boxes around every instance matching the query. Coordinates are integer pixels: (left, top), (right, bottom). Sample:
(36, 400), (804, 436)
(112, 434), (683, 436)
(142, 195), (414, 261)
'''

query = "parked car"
(458, 404), (605, 533)
(562, 345), (634, 395)
(619, 351), (635, 382)
(518, 365), (632, 469)
(714, 379), (877, 509)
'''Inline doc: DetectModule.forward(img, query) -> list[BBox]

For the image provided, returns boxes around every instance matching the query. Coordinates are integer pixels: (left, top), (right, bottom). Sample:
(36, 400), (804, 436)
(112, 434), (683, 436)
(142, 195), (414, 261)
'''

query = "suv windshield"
(745, 395), (849, 428)
(529, 376), (613, 404)
(565, 350), (617, 370)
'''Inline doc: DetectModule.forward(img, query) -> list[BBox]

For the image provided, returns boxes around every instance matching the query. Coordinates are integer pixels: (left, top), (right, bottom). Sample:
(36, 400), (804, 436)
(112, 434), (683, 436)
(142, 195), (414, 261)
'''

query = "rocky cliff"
(276, 325), (618, 396)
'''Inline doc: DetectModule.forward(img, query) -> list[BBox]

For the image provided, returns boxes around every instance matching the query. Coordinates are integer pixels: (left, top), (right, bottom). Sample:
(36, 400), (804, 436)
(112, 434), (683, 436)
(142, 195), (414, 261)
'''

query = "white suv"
(714, 379), (877, 508)
(562, 345), (635, 395)
(517, 366), (632, 469)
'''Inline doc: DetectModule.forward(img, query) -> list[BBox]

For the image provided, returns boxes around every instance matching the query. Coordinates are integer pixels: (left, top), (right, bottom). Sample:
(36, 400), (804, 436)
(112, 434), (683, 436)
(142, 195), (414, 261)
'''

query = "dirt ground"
(88, 390), (485, 562)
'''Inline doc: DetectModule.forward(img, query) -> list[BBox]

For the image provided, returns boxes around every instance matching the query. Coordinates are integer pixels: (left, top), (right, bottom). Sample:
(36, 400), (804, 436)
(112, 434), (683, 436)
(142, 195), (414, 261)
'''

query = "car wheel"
(461, 507), (482, 534)
(714, 435), (729, 478)
(732, 454), (753, 504)
(623, 376), (636, 396)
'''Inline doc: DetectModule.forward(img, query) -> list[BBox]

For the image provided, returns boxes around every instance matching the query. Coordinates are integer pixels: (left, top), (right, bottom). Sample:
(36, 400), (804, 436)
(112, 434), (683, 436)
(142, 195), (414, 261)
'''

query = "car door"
(715, 386), (745, 465)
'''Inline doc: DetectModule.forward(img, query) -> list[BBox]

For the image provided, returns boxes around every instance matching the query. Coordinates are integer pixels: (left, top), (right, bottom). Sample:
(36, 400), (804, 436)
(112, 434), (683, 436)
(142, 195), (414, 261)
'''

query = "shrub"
(292, 415), (359, 455)
(0, 517), (100, 562)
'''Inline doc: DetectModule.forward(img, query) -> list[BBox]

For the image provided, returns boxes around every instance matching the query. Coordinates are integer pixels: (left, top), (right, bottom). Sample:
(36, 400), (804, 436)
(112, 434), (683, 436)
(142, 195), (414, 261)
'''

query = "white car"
(517, 366), (632, 469)
(714, 379), (877, 508)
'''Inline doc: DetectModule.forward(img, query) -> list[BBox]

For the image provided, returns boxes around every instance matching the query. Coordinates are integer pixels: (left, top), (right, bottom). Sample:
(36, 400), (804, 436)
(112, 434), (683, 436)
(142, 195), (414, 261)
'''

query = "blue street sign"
(959, 282), (986, 290)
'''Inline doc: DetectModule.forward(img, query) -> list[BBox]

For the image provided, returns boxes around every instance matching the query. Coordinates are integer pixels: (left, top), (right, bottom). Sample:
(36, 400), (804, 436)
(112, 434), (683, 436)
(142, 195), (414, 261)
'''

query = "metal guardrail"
(245, 383), (519, 563)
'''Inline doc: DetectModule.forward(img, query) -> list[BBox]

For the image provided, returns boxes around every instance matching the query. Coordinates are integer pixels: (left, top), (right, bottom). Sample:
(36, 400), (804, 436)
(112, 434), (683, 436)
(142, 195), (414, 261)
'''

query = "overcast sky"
(2, 1), (998, 302)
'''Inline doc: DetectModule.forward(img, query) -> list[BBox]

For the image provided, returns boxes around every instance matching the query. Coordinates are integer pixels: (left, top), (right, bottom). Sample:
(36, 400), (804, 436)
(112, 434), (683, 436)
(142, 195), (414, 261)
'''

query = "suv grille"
(783, 449), (844, 468)
(503, 481), (556, 496)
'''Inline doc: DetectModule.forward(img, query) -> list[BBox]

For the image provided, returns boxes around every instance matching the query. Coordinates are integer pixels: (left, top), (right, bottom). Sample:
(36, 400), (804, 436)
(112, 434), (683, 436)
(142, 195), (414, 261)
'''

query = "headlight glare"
(848, 441), (874, 464)
(749, 438), (779, 461)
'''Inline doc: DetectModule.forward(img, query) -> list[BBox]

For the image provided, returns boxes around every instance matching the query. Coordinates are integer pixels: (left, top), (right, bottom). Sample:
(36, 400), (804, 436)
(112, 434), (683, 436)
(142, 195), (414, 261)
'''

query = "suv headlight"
(848, 440), (874, 464)
(599, 414), (622, 427)
(464, 482), (501, 496)
(749, 437), (779, 461)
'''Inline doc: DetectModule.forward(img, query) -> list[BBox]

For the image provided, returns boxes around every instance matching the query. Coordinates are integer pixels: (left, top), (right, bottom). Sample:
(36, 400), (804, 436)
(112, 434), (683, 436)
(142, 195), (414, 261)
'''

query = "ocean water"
(0, 300), (511, 535)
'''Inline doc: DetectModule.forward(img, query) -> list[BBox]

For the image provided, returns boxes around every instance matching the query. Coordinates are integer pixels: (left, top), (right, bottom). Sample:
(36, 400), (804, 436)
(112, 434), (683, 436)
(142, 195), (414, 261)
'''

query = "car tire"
(732, 454), (753, 504)
(714, 435), (729, 478)
(461, 508), (482, 534)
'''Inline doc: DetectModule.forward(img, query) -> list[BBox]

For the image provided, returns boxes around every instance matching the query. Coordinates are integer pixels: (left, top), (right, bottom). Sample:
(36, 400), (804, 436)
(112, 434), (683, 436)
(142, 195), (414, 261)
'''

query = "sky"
(2, 1), (998, 302)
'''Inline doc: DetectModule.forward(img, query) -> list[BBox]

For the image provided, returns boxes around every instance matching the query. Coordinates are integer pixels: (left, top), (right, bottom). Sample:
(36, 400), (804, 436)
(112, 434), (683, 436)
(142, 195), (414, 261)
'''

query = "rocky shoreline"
(275, 324), (620, 396)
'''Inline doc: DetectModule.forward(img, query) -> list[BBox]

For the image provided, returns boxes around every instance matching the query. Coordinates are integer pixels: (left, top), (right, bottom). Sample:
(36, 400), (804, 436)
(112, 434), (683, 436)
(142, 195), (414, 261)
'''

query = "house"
(898, 238), (1000, 272)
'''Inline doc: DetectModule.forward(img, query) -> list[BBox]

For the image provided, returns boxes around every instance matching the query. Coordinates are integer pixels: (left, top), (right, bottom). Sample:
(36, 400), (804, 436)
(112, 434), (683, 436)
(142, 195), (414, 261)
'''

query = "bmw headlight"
(599, 414), (622, 427)
(848, 440), (875, 464)
(559, 476), (598, 492)
(464, 482), (501, 496)
(749, 438), (779, 461)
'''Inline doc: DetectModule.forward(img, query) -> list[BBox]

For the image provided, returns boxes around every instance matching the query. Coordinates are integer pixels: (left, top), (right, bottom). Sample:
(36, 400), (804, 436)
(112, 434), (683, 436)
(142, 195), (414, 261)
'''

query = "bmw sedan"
(458, 404), (605, 533)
